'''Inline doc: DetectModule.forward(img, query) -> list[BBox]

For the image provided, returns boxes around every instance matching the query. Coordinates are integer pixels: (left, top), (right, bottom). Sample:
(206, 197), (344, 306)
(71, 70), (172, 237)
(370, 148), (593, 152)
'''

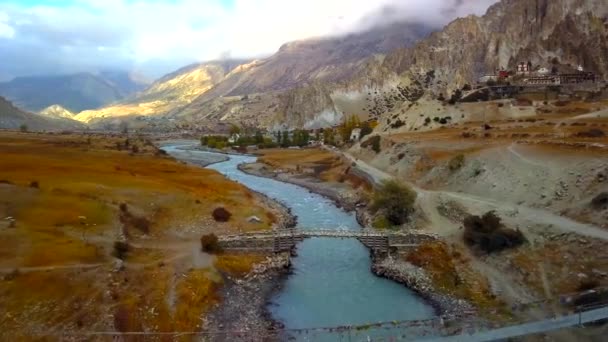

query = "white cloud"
(0, 12), (15, 39)
(0, 0), (498, 79)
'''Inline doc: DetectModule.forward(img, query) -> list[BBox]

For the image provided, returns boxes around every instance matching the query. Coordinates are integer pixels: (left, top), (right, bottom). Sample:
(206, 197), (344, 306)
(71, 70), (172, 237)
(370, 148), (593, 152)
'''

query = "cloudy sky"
(0, 0), (498, 81)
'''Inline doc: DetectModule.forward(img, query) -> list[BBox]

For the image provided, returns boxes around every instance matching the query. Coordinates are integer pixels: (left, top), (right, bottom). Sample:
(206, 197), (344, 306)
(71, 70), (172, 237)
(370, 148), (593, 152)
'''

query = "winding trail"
(339, 149), (608, 240)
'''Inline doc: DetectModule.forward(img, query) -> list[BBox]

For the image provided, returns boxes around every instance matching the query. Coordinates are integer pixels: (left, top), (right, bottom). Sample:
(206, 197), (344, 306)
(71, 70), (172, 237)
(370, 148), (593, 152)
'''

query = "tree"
(339, 115), (361, 142)
(254, 131), (264, 144)
(19, 124), (28, 132)
(370, 180), (417, 226)
(360, 121), (373, 139)
(229, 124), (241, 135)
(281, 131), (291, 147)
(323, 128), (335, 146)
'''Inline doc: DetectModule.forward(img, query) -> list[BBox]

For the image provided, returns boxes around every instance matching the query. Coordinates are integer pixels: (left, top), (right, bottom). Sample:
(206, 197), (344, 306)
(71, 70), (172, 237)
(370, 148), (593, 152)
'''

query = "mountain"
(382, 0), (608, 93)
(258, 0), (608, 129)
(0, 71), (148, 113)
(0, 97), (85, 131)
(79, 21), (433, 130)
(78, 0), (608, 132)
(39, 105), (75, 119)
(75, 60), (249, 124)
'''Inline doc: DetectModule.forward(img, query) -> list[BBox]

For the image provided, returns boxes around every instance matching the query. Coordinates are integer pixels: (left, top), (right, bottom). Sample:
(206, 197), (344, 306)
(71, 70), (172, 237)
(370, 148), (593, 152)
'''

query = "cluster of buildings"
(478, 61), (600, 86)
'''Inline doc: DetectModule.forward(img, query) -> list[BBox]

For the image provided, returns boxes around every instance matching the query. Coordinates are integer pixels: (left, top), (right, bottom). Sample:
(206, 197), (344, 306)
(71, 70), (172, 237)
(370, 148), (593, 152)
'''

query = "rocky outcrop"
(383, 0), (608, 93)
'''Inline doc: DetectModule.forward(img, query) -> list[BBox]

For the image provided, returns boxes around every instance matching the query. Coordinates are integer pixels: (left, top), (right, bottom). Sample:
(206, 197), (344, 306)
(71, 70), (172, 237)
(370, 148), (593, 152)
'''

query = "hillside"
(0, 97), (85, 131)
(75, 60), (249, 125)
(0, 72), (147, 113)
(76, 0), (608, 132)
(39, 105), (75, 119)
(265, 0), (608, 129)
(79, 22), (432, 129)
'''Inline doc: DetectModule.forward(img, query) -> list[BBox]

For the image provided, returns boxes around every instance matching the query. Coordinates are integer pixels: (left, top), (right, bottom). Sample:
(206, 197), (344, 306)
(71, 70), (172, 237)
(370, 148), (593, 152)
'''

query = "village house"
(517, 61), (532, 75)
(350, 128), (362, 141)
(228, 133), (240, 144)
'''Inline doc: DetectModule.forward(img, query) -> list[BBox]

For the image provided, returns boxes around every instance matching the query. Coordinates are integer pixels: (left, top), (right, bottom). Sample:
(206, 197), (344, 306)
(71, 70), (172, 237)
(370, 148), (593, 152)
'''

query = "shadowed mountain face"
(0, 72), (148, 113)
(0, 96), (85, 131)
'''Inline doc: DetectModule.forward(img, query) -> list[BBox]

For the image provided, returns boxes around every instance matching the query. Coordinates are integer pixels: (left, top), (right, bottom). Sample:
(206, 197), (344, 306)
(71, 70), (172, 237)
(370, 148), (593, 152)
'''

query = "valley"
(1, 0), (608, 340)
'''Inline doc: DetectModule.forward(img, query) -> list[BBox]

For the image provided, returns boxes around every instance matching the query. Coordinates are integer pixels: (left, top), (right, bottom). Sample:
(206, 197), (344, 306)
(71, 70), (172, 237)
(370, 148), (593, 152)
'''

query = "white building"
(228, 133), (240, 144)
(350, 128), (362, 141)
(537, 67), (550, 75)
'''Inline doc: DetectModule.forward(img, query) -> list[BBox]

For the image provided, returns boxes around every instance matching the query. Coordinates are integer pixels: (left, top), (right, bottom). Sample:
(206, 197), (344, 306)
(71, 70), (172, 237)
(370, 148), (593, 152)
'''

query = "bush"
(591, 192), (608, 209)
(201, 233), (222, 254)
(361, 135), (381, 153)
(370, 180), (417, 226)
(113, 241), (130, 260)
(29, 181), (39, 189)
(19, 124), (28, 132)
(130, 217), (151, 234)
(463, 211), (525, 253)
(372, 216), (392, 230)
(448, 154), (465, 171)
(576, 129), (605, 138)
(212, 207), (232, 222)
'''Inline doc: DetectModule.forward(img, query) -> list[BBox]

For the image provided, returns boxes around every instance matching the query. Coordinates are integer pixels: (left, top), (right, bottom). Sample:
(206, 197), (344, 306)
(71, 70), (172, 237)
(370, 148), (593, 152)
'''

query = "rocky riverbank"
(238, 161), (364, 210)
(371, 256), (475, 318)
(203, 253), (292, 341)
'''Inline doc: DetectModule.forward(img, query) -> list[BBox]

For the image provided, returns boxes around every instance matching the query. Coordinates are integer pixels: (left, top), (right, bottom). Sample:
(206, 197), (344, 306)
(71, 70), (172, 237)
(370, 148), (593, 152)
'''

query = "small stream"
(164, 145), (436, 340)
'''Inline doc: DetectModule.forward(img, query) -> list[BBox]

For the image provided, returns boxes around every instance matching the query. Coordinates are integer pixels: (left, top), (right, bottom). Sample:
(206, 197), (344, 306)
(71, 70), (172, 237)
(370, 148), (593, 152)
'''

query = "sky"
(0, 0), (498, 81)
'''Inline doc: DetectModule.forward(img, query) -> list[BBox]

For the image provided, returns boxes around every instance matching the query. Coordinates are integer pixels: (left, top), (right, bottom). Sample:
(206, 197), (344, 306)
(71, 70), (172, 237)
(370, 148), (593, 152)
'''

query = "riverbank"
(237, 151), (475, 320)
(204, 253), (291, 341)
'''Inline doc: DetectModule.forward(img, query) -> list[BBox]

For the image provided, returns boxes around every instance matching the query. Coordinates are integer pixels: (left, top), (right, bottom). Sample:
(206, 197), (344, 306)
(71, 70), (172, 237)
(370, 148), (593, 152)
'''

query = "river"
(164, 144), (436, 340)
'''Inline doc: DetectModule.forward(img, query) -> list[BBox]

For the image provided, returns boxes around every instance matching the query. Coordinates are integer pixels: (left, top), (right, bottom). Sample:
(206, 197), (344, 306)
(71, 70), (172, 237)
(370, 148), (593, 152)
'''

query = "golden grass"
(214, 254), (267, 277)
(406, 241), (507, 318)
(0, 132), (274, 336)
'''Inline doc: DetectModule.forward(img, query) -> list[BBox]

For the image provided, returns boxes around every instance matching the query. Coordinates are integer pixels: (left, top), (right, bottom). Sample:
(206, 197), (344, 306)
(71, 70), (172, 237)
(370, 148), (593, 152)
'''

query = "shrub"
(439, 118), (448, 125)
(463, 211), (525, 253)
(130, 217), (151, 234)
(29, 181), (39, 188)
(131, 145), (139, 154)
(576, 129), (605, 138)
(201, 233), (222, 254)
(19, 124), (28, 132)
(370, 180), (417, 226)
(113, 241), (130, 260)
(372, 216), (392, 230)
(591, 192), (608, 209)
(448, 154), (465, 171)
(361, 135), (381, 153)
(424, 117), (431, 126)
(212, 207), (232, 222)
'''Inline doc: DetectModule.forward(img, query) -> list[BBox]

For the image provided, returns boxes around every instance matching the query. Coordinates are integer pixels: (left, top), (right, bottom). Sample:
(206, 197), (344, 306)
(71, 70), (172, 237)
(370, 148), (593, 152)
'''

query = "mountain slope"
(75, 60), (249, 124)
(0, 97), (85, 131)
(39, 105), (75, 119)
(0, 72), (146, 113)
(382, 0), (608, 92)
(185, 22), (432, 105)
(262, 0), (608, 129)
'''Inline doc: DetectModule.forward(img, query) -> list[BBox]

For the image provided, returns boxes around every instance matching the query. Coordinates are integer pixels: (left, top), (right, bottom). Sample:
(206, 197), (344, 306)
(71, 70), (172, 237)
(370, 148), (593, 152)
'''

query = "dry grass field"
(0, 132), (276, 338)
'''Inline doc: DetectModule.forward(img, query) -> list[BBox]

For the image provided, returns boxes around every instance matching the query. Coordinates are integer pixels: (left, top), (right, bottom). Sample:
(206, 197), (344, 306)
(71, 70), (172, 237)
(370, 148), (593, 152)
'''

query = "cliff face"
(267, 0), (608, 129)
(383, 0), (608, 92)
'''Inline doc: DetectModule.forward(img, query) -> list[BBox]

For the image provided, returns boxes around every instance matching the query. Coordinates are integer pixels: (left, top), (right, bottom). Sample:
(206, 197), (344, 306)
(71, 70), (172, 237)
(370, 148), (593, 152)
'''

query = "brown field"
(258, 148), (372, 191)
(0, 132), (274, 338)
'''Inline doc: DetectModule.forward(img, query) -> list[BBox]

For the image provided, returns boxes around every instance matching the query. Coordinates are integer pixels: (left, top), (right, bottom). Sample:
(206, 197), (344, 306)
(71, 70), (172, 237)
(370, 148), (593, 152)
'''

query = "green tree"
(323, 128), (336, 146)
(281, 131), (291, 147)
(360, 121), (373, 139)
(254, 131), (264, 144)
(229, 124), (241, 135)
(370, 180), (417, 226)
(19, 124), (28, 132)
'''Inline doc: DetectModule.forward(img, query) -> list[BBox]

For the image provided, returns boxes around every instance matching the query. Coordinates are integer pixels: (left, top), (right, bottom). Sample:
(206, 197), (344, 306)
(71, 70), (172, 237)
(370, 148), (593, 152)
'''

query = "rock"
(592, 269), (607, 277)
(577, 273), (588, 279)
(247, 216), (262, 223)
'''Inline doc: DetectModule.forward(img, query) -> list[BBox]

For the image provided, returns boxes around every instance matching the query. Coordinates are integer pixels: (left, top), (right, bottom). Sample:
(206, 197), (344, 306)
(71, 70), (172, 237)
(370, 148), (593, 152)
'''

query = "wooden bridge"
(218, 229), (437, 253)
